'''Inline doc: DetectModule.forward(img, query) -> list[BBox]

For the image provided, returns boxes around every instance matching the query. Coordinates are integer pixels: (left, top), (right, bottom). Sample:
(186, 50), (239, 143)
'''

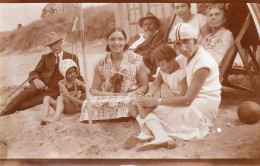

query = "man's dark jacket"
(29, 51), (84, 85)
(126, 31), (164, 72)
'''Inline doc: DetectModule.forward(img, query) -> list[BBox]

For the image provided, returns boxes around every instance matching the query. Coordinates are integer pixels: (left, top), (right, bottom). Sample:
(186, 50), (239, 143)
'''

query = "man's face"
(173, 3), (190, 20)
(48, 40), (62, 54)
(143, 18), (157, 37)
(173, 39), (198, 58)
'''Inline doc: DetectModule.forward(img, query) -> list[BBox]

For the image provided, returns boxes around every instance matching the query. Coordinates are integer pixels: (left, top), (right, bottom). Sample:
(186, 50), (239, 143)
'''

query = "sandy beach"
(0, 40), (260, 163)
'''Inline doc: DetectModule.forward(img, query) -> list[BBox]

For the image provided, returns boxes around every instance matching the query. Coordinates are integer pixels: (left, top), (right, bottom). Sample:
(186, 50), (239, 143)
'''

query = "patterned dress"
(201, 27), (234, 66)
(80, 50), (143, 121)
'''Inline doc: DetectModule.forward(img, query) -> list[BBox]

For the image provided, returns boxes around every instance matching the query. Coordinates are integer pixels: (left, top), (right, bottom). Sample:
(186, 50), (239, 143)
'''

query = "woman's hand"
(138, 96), (158, 108)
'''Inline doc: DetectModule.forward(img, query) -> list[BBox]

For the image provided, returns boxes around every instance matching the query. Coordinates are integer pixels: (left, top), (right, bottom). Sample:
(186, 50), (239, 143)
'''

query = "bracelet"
(157, 98), (162, 105)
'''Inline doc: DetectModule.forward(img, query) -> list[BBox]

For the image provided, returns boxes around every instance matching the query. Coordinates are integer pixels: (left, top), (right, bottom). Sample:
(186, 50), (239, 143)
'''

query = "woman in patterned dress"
(80, 27), (149, 121)
(201, 4), (234, 66)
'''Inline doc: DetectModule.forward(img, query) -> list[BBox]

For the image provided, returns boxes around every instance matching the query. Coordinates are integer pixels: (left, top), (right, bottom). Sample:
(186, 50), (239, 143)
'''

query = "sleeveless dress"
(137, 46), (221, 140)
(80, 50), (143, 121)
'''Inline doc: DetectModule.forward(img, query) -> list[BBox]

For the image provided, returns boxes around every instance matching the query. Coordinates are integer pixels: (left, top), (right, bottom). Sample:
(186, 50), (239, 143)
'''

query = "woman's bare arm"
(139, 68), (210, 107)
(90, 65), (113, 96)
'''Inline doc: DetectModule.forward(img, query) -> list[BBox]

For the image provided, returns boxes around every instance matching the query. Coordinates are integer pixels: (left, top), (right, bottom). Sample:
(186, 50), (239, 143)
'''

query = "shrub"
(0, 4), (115, 53)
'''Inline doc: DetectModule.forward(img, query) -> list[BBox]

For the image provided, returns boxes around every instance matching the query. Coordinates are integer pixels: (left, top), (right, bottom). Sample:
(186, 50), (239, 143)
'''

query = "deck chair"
(219, 12), (260, 95)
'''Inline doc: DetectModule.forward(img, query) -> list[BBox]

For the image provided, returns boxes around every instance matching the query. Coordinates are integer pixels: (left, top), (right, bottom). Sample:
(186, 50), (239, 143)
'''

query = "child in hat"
(40, 59), (86, 125)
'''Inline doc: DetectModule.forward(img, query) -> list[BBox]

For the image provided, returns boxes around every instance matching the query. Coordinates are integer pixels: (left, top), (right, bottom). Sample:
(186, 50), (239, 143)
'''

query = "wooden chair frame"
(219, 13), (260, 95)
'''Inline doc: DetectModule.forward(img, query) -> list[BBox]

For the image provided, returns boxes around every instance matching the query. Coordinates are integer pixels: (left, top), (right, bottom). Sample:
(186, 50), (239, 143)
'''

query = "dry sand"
(0, 40), (260, 163)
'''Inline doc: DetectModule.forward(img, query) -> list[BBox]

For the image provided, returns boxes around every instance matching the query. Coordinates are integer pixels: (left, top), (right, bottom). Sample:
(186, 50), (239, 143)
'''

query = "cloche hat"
(170, 23), (199, 42)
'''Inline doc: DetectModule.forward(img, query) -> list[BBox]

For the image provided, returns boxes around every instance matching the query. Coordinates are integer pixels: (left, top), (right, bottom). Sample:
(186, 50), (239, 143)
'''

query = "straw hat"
(170, 23), (199, 42)
(139, 12), (161, 28)
(44, 32), (63, 47)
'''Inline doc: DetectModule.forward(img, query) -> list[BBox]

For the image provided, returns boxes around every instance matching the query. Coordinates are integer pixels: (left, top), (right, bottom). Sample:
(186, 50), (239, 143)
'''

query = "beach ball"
(237, 101), (260, 124)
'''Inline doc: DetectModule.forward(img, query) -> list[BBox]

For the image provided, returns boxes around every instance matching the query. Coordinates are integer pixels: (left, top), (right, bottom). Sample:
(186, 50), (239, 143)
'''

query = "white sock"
(145, 119), (168, 139)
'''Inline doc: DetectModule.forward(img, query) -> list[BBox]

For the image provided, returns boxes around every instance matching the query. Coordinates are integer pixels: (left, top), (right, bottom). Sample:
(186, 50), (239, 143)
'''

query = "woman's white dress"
(137, 46), (222, 140)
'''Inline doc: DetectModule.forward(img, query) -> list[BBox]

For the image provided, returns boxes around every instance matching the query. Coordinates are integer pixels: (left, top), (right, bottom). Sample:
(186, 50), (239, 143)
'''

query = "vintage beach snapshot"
(0, 2), (260, 164)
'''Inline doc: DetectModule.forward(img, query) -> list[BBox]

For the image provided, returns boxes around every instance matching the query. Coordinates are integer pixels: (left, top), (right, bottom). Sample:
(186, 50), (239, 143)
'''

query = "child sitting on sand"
(40, 59), (85, 125)
(136, 44), (187, 119)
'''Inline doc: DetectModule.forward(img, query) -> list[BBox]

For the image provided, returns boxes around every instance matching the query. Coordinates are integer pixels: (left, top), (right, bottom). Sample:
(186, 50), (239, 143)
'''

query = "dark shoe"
(123, 135), (152, 150)
(40, 121), (47, 125)
(0, 109), (10, 116)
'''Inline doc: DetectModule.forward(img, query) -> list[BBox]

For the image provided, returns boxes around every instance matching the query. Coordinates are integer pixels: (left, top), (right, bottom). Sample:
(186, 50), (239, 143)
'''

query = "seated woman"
(201, 4), (234, 66)
(172, 3), (211, 43)
(80, 27), (149, 121)
(131, 23), (221, 151)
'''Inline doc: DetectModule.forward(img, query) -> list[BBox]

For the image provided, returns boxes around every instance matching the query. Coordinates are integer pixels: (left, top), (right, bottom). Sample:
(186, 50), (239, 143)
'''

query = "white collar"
(55, 50), (64, 63)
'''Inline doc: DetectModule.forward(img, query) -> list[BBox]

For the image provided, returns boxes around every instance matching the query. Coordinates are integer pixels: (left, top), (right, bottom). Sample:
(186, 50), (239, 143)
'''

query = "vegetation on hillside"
(0, 4), (115, 53)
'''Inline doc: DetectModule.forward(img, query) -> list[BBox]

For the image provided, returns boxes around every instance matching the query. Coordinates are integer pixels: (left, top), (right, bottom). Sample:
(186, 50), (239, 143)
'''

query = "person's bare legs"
(52, 96), (64, 122)
(41, 96), (57, 125)
(42, 96), (56, 119)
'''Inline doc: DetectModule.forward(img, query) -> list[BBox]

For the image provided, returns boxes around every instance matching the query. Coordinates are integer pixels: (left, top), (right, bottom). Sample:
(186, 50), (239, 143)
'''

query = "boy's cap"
(170, 23), (199, 42)
(59, 59), (78, 78)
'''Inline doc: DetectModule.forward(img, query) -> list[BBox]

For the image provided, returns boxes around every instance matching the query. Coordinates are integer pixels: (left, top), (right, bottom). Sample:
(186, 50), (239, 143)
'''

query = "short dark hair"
(105, 27), (128, 52)
(172, 3), (191, 9)
(151, 44), (178, 65)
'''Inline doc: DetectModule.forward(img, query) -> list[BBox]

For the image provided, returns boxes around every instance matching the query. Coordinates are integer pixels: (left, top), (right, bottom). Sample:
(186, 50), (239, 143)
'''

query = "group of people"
(1, 3), (235, 151)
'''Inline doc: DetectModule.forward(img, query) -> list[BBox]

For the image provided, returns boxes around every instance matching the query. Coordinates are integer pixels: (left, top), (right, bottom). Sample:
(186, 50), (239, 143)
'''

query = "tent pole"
(79, 3), (93, 125)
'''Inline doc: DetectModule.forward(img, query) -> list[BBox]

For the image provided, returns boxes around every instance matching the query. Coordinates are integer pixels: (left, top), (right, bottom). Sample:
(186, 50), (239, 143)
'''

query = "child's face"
(66, 67), (78, 81)
(156, 59), (179, 74)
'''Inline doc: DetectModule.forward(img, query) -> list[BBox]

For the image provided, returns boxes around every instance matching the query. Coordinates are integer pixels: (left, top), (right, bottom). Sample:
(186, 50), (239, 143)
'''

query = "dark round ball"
(237, 101), (260, 124)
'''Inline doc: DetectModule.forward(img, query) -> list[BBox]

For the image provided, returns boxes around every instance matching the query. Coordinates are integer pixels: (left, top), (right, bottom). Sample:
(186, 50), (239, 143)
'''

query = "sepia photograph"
(0, 1), (260, 165)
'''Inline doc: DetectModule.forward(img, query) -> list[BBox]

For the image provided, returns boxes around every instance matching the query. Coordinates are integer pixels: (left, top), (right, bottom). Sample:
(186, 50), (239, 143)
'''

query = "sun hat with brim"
(170, 23), (199, 42)
(139, 12), (161, 28)
(59, 59), (78, 79)
(44, 32), (63, 47)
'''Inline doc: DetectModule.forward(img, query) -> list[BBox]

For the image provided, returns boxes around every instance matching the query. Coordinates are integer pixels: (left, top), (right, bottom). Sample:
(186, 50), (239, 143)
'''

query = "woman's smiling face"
(107, 31), (126, 54)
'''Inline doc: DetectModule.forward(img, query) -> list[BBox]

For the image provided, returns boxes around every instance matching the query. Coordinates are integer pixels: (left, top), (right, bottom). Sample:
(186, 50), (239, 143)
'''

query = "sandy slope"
(0, 41), (260, 160)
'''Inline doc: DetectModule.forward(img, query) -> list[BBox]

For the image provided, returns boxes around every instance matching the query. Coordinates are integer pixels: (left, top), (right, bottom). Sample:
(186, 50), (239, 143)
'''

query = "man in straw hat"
(127, 12), (164, 81)
(0, 32), (84, 116)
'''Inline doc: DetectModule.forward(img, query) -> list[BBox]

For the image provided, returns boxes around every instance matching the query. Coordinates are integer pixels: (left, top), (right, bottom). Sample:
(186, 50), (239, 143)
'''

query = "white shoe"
(136, 133), (154, 141)
(136, 136), (175, 151)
